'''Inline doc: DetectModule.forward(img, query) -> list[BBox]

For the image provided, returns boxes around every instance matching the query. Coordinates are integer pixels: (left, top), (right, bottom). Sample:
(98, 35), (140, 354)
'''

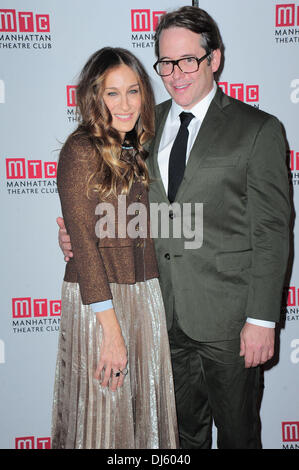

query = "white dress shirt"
(157, 81), (274, 329)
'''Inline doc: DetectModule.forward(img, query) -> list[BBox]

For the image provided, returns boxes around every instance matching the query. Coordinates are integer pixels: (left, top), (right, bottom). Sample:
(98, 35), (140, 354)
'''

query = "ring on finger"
(121, 368), (128, 376)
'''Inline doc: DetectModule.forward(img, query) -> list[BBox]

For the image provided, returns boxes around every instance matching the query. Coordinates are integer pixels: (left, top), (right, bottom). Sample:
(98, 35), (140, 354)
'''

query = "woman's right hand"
(94, 308), (128, 391)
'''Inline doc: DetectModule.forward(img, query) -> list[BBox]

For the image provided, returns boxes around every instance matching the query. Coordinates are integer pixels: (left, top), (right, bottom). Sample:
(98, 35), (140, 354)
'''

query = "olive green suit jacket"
(147, 87), (290, 341)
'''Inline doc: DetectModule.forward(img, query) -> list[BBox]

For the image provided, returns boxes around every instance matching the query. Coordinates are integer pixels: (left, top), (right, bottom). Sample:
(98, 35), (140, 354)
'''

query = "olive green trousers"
(168, 314), (262, 449)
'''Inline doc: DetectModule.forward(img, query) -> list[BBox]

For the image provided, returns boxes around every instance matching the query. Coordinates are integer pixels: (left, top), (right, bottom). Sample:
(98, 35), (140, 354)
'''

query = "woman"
(51, 47), (178, 449)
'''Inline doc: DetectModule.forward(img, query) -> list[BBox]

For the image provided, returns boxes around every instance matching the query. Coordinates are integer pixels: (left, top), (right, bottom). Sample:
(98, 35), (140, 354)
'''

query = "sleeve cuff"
(246, 317), (275, 328)
(91, 300), (113, 313)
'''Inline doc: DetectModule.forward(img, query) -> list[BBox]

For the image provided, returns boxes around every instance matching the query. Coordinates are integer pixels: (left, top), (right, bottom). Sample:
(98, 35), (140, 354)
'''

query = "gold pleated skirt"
(51, 279), (178, 449)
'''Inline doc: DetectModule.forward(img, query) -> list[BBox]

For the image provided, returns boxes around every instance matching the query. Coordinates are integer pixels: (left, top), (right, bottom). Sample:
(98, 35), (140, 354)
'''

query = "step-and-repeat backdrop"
(0, 0), (298, 450)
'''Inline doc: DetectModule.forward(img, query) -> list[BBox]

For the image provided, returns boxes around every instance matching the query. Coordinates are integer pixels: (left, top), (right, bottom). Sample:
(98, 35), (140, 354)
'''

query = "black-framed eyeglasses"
(153, 52), (211, 77)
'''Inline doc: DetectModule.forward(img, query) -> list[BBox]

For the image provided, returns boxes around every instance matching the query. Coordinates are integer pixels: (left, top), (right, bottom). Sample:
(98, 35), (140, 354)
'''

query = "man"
(58, 7), (290, 448)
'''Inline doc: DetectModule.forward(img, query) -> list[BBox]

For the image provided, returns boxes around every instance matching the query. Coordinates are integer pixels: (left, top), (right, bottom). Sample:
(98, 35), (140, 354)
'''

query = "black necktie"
(168, 111), (194, 203)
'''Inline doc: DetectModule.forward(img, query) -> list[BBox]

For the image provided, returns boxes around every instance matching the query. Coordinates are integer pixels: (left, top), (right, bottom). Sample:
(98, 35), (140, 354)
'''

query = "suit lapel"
(148, 100), (172, 203)
(148, 88), (231, 204)
(175, 88), (230, 202)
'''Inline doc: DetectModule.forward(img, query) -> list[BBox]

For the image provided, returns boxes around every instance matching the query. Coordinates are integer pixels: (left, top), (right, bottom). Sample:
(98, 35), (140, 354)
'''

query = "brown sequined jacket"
(57, 133), (159, 305)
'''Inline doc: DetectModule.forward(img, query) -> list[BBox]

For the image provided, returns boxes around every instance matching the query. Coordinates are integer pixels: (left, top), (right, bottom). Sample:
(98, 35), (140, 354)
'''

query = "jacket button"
(164, 253), (170, 260)
(169, 210), (174, 219)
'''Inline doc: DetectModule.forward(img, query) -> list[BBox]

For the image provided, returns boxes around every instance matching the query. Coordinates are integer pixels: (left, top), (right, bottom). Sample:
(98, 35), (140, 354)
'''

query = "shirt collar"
(169, 81), (217, 123)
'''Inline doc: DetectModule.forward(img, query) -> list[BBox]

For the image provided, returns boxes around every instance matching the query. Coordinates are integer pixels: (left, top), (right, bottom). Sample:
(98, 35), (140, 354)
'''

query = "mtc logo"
(131, 9), (165, 31)
(287, 286), (299, 305)
(276, 4), (299, 27)
(282, 422), (299, 442)
(15, 436), (51, 449)
(67, 85), (78, 107)
(0, 9), (50, 32)
(6, 158), (57, 179)
(289, 151), (299, 171)
(12, 298), (61, 318)
(218, 82), (259, 102)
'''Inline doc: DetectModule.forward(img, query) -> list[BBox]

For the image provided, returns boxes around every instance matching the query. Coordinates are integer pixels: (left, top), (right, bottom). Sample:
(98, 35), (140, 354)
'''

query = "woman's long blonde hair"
(72, 47), (155, 199)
